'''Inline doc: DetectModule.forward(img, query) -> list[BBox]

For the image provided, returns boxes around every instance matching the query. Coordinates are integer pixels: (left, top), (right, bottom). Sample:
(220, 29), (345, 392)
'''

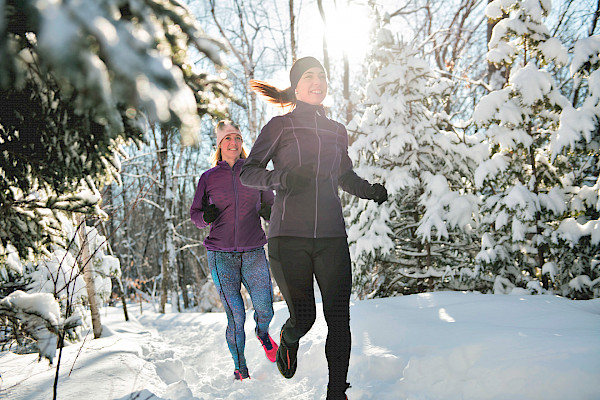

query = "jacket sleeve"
(190, 173), (209, 229)
(261, 189), (275, 206)
(240, 117), (288, 191)
(337, 123), (373, 199)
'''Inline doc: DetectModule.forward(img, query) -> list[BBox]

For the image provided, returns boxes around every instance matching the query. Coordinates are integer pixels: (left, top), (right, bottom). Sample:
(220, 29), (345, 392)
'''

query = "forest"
(0, 0), (599, 360)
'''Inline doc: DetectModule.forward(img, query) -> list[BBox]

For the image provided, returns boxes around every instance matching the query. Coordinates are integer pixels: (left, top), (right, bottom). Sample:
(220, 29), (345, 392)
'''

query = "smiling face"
(295, 66), (327, 105)
(218, 125), (243, 163)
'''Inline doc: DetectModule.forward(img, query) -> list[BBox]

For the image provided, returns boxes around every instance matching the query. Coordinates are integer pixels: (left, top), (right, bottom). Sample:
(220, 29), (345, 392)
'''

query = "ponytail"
(250, 80), (296, 107)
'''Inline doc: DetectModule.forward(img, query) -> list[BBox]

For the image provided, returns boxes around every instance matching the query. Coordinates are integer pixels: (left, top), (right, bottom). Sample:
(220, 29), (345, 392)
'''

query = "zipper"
(314, 112), (321, 238)
(231, 164), (238, 250)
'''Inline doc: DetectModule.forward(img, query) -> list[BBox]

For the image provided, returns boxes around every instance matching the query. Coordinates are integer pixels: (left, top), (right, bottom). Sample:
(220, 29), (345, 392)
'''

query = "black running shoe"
(276, 330), (298, 379)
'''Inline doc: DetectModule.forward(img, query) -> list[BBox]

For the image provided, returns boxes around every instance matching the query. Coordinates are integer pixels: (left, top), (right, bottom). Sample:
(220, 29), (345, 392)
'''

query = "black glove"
(202, 204), (219, 224)
(258, 203), (271, 220)
(284, 165), (315, 191)
(367, 183), (388, 204)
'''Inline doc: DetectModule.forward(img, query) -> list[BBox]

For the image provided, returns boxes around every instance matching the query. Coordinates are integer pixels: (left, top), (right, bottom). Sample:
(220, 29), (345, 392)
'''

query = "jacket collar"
(217, 158), (244, 170)
(292, 100), (326, 117)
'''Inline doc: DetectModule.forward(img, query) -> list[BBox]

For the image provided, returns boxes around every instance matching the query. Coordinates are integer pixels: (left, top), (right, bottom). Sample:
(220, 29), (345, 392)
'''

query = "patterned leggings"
(207, 247), (274, 370)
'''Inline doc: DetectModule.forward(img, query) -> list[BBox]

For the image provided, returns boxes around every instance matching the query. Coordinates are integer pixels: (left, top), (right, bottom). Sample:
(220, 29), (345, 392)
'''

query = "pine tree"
(0, 0), (232, 263)
(474, 0), (572, 294)
(346, 24), (483, 298)
(547, 36), (600, 299)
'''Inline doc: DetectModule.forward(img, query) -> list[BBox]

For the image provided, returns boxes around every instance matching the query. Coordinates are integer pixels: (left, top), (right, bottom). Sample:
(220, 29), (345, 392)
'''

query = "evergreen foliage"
(548, 36), (600, 299)
(0, 0), (232, 262)
(346, 25), (484, 298)
(474, 0), (599, 297)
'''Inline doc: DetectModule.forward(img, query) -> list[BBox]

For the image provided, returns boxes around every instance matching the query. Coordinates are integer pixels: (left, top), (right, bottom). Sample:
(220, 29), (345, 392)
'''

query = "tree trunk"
(527, 122), (548, 289)
(77, 216), (103, 338)
(343, 51), (352, 125)
(316, 0), (330, 76)
(487, 1), (508, 89)
(178, 253), (190, 309)
(157, 130), (170, 314)
(115, 277), (129, 321)
(591, 0), (600, 36)
(99, 220), (129, 321)
(289, 0), (297, 62)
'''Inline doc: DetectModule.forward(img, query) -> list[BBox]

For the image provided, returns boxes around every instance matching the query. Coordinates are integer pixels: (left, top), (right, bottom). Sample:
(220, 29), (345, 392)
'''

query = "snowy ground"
(1, 291), (600, 400)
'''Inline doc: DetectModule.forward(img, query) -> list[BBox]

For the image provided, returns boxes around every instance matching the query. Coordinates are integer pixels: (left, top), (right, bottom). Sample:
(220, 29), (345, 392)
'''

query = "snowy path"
(136, 301), (333, 400)
(1, 292), (600, 399)
(133, 292), (600, 400)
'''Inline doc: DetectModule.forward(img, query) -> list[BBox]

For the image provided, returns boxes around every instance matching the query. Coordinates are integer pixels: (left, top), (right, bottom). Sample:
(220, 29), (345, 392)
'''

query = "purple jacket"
(240, 100), (372, 239)
(190, 159), (274, 252)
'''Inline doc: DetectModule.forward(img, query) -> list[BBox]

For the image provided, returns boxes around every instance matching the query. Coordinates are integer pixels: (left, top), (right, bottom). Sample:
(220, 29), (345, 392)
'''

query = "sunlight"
(438, 307), (456, 323)
(324, 2), (372, 66)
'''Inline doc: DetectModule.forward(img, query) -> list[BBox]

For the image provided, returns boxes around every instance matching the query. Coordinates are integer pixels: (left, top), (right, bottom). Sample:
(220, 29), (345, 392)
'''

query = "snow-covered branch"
(0, 291), (82, 363)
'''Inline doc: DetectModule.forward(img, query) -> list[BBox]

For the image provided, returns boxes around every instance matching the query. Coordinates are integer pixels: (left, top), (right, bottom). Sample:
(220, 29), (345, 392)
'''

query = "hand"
(258, 203), (271, 220)
(367, 183), (388, 204)
(284, 165), (315, 191)
(202, 204), (219, 224)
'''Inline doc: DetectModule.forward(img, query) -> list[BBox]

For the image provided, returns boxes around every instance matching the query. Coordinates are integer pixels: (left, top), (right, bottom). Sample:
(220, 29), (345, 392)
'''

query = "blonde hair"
(211, 120), (248, 167)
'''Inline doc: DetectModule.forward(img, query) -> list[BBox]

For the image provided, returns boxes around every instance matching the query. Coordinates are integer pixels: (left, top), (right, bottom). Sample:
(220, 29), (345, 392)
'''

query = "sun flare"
(324, 3), (373, 65)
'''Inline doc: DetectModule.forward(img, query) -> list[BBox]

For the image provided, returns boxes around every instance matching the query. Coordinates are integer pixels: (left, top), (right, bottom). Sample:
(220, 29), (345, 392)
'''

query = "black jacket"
(240, 101), (372, 239)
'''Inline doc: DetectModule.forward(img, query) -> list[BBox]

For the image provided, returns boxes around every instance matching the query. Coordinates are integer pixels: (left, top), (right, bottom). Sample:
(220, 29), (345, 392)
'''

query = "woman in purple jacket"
(190, 120), (278, 381)
(241, 57), (388, 399)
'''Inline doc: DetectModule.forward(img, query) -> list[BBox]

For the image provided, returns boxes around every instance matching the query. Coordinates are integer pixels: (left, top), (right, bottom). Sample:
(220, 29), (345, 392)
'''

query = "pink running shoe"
(234, 367), (250, 381)
(257, 333), (278, 362)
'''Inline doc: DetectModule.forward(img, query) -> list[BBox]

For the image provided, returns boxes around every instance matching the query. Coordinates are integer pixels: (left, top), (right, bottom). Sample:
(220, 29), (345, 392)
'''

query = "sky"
(2, 290), (599, 400)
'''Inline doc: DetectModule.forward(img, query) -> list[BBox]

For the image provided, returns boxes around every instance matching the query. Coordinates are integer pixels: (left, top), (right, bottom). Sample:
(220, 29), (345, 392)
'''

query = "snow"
(2, 291), (599, 400)
(474, 153), (509, 188)
(0, 291), (65, 362)
(0, 291), (61, 327)
(509, 63), (552, 106)
(538, 37), (568, 66)
(0, 245), (22, 278)
(570, 36), (600, 76)
(27, 249), (87, 304)
(558, 218), (600, 246)
(552, 104), (597, 157)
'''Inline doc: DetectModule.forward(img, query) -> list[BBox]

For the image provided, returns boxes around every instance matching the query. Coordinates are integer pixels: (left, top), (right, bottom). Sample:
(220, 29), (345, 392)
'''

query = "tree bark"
(343, 51), (352, 125)
(77, 216), (103, 338)
(316, 0), (330, 76)
(591, 0), (600, 36)
(289, 0), (297, 62)
(487, 0), (508, 89)
(156, 129), (170, 314)
(99, 220), (129, 321)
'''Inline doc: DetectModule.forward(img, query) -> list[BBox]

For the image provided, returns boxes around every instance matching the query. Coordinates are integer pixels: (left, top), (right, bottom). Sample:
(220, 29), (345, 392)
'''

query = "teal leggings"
(207, 247), (274, 370)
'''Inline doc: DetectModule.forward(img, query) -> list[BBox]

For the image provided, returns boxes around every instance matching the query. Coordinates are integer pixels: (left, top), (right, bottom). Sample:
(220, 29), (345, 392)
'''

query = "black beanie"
(289, 57), (325, 90)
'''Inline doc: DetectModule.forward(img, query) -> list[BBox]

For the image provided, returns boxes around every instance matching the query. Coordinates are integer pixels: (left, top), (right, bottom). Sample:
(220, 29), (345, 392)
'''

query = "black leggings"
(268, 236), (352, 390)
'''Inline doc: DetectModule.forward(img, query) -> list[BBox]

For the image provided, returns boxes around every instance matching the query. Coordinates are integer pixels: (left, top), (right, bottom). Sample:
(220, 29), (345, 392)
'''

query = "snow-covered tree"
(346, 25), (484, 298)
(0, 290), (81, 363)
(473, 0), (574, 294)
(1, 216), (119, 360)
(548, 36), (600, 299)
(0, 0), (231, 263)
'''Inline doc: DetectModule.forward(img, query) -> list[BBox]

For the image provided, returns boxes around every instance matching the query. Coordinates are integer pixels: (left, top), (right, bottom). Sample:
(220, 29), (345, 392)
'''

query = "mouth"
(310, 90), (322, 94)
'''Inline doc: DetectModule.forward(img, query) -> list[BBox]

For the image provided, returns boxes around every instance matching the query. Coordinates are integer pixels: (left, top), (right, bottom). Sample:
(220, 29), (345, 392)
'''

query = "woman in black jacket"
(240, 56), (387, 400)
